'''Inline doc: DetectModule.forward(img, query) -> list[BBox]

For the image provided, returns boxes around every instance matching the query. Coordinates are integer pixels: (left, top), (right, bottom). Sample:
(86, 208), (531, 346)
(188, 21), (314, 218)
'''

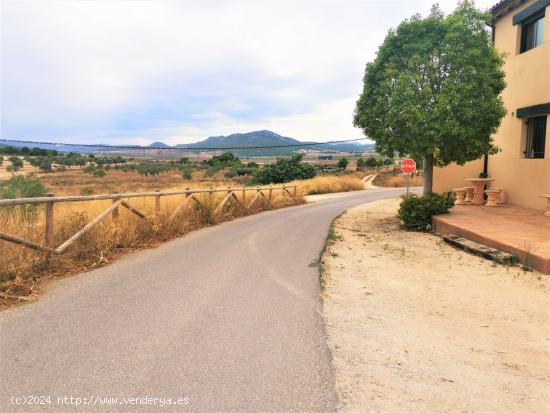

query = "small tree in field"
(252, 153), (316, 184)
(7, 156), (23, 173)
(354, 2), (506, 195)
(337, 157), (349, 170)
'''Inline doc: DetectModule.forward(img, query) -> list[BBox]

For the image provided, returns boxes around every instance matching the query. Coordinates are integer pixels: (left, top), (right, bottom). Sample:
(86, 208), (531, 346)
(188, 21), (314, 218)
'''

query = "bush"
(181, 168), (193, 180)
(397, 193), (454, 231)
(206, 152), (240, 167)
(0, 174), (46, 219)
(251, 153), (316, 184)
(337, 157), (349, 170)
(8, 156), (23, 172)
(38, 157), (53, 172)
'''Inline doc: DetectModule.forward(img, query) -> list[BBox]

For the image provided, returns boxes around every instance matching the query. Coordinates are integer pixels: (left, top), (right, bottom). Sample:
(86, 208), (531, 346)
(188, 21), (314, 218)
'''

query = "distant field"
(0, 154), (372, 196)
(37, 168), (231, 195)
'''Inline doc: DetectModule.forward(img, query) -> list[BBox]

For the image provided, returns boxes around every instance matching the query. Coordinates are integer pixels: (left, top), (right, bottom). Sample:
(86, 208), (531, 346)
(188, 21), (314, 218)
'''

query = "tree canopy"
(337, 157), (349, 170)
(252, 154), (316, 184)
(353, 1), (506, 194)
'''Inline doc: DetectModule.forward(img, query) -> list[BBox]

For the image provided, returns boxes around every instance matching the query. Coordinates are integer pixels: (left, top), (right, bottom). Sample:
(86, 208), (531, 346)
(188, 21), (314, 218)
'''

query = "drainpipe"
(483, 21), (496, 177)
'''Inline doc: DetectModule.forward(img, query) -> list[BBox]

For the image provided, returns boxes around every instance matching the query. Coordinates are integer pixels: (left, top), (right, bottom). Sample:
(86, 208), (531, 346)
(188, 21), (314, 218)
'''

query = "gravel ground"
(323, 198), (550, 413)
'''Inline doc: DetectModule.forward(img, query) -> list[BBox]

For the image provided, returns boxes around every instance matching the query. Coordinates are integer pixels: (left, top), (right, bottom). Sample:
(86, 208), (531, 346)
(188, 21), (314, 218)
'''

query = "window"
(525, 116), (547, 159)
(520, 13), (545, 53)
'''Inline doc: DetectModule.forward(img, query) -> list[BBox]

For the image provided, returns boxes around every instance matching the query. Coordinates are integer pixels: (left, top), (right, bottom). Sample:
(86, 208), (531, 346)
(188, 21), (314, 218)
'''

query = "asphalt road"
(0, 187), (406, 413)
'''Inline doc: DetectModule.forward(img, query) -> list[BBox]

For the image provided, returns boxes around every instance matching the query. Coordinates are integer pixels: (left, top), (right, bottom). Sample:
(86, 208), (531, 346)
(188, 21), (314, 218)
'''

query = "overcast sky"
(1, 0), (495, 145)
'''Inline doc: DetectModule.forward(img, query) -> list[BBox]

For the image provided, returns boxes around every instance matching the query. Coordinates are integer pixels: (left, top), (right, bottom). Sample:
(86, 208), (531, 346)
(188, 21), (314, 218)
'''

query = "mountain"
(148, 141), (171, 148)
(176, 130), (371, 156)
(0, 140), (104, 153)
(1, 131), (373, 156)
(174, 130), (300, 156)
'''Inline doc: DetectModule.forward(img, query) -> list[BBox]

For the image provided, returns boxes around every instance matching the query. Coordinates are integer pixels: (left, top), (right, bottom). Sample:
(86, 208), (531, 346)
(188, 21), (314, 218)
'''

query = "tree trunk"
(423, 153), (434, 196)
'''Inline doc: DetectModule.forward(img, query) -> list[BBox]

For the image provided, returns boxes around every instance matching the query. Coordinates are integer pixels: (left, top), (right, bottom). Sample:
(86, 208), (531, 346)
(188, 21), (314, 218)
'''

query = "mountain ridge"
(0, 130), (372, 155)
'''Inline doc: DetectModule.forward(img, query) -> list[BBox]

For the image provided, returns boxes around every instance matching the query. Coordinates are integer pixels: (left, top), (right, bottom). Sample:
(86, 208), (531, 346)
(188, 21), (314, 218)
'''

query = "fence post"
(269, 187), (273, 200)
(293, 186), (297, 196)
(155, 189), (161, 214)
(112, 193), (120, 220)
(208, 187), (213, 203)
(242, 187), (246, 201)
(45, 193), (54, 247)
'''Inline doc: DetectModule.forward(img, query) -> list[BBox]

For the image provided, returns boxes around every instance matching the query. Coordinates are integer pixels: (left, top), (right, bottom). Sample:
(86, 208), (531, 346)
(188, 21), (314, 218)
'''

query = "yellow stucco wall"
(433, 0), (550, 211)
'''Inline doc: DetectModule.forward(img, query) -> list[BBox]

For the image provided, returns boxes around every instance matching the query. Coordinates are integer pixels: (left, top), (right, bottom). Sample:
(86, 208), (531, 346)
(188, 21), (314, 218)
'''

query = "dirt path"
(323, 198), (550, 412)
(362, 173), (378, 189)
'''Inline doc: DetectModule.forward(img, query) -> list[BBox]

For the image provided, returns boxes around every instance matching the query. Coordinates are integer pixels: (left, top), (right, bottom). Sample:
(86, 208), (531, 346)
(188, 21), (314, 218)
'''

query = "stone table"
(465, 178), (495, 205)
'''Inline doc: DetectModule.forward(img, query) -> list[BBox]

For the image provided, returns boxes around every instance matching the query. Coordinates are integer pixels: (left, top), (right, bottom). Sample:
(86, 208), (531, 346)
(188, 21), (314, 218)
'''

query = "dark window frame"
(520, 11), (545, 53)
(524, 116), (547, 159)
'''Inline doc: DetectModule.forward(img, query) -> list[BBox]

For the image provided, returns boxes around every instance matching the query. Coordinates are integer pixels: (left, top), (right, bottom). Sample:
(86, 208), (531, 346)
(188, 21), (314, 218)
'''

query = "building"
(433, 0), (549, 211)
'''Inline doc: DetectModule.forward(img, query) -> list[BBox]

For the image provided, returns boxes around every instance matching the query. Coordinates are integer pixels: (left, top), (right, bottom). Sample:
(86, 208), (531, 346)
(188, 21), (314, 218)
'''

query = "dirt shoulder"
(322, 198), (550, 412)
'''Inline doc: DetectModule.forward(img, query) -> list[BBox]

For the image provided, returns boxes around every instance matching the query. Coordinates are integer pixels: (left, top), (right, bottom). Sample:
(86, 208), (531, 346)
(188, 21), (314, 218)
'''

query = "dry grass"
(38, 168), (230, 195)
(0, 172), (367, 307)
(0, 185), (303, 305)
(373, 170), (423, 187)
(292, 175), (365, 195)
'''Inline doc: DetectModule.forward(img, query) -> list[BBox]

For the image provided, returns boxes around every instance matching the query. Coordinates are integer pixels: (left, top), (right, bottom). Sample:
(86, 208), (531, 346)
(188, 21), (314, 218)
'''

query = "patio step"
(442, 235), (519, 266)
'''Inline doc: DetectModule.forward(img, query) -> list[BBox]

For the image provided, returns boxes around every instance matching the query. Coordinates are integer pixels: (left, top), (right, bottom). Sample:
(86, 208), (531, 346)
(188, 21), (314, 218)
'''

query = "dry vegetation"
(373, 169), (423, 187)
(0, 185), (302, 306)
(0, 172), (366, 307)
(293, 174), (366, 195)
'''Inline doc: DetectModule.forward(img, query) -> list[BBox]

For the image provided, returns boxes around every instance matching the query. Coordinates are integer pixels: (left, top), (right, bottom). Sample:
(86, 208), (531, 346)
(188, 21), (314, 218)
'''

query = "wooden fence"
(0, 185), (297, 255)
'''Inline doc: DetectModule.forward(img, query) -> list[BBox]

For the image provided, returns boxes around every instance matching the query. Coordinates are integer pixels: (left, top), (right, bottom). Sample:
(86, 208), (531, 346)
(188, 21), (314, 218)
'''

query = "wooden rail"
(0, 185), (298, 255)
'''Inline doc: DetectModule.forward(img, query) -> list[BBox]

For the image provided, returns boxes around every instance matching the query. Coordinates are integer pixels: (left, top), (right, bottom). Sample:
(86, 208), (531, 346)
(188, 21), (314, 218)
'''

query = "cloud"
(0, 0), (496, 144)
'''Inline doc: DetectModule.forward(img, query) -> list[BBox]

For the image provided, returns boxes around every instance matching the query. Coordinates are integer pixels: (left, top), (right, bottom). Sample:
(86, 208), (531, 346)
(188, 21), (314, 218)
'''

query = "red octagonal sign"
(400, 159), (416, 174)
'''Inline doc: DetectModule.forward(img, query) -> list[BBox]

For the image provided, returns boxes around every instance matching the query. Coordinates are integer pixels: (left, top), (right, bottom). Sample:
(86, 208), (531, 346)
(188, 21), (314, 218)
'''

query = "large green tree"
(354, 1), (506, 195)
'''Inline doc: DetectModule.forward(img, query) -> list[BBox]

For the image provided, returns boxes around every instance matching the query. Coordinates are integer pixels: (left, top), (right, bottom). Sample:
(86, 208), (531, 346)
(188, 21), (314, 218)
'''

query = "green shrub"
(397, 192), (454, 231)
(206, 152), (240, 168)
(92, 168), (107, 177)
(38, 157), (53, 172)
(251, 153), (316, 184)
(8, 156), (23, 173)
(337, 157), (349, 170)
(83, 164), (96, 175)
(181, 168), (193, 180)
(0, 174), (46, 219)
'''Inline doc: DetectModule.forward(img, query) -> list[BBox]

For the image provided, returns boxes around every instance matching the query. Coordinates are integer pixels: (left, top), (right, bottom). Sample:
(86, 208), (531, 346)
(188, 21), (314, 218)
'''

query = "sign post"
(400, 159), (417, 194)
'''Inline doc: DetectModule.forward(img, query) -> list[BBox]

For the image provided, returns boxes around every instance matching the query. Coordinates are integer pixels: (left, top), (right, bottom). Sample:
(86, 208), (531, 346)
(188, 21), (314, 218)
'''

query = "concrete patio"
(433, 204), (550, 274)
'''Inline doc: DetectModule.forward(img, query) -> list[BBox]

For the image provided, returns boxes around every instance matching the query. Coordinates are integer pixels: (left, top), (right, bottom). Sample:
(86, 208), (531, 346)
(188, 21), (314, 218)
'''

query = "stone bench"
(453, 188), (467, 204)
(463, 186), (475, 203)
(453, 186), (479, 205)
(539, 194), (550, 217)
(490, 187), (505, 204)
(484, 189), (501, 207)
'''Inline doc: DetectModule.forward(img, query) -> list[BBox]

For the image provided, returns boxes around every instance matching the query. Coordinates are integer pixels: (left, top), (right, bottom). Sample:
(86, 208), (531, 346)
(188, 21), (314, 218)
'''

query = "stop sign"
(401, 159), (416, 174)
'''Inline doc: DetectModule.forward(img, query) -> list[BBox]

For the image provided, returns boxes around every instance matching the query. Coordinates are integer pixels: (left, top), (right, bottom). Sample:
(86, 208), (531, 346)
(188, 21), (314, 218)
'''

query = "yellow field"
(292, 174), (365, 195)
(373, 170), (424, 187)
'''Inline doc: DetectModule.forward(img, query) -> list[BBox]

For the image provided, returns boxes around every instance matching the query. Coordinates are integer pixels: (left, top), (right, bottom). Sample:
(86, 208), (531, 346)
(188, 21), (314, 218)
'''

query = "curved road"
(1, 188), (406, 413)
